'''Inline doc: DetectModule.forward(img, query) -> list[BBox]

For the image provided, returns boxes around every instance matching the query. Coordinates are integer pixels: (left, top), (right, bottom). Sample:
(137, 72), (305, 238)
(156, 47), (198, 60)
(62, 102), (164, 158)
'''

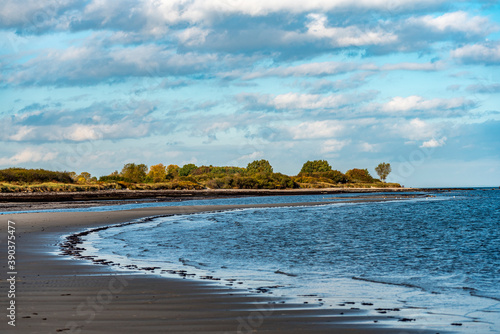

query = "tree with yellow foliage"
(77, 172), (92, 184)
(147, 164), (167, 182)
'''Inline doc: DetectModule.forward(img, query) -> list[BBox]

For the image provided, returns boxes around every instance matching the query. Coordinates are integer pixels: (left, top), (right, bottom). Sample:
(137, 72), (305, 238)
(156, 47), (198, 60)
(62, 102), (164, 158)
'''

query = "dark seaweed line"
(58, 207), (300, 282)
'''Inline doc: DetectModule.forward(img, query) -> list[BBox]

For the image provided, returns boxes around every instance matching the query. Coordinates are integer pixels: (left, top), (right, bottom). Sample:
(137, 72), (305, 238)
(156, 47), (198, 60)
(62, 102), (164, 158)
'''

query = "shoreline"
(0, 187), (468, 213)
(0, 200), (444, 333)
(0, 187), (432, 203)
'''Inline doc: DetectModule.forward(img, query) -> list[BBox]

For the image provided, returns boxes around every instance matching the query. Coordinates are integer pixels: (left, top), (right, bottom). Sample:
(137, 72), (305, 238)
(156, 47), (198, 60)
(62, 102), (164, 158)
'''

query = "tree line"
(0, 160), (394, 190)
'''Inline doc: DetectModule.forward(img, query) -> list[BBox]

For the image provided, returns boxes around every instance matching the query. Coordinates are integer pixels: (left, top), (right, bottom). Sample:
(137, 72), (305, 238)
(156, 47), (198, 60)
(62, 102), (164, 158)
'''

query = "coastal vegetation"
(0, 160), (399, 192)
(0, 168), (74, 184)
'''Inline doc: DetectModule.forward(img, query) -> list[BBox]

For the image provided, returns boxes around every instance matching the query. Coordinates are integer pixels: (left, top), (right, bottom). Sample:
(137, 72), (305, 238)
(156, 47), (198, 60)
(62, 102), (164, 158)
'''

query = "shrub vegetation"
(0, 159), (399, 192)
(0, 168), (73, 184)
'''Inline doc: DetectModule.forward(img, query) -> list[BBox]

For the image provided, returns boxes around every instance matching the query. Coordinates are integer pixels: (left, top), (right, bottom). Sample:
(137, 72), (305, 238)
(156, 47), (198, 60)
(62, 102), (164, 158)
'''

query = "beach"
(0, 196), (443, 334)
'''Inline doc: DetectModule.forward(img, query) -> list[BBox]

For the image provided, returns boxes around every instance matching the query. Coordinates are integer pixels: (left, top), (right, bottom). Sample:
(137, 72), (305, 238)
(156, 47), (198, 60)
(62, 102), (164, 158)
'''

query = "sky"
(1, 0), (499, 187)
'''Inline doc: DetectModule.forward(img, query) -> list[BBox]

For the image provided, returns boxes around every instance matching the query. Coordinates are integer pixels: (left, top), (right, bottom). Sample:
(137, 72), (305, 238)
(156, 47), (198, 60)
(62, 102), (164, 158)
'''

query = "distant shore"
(0, 200), (441, 333)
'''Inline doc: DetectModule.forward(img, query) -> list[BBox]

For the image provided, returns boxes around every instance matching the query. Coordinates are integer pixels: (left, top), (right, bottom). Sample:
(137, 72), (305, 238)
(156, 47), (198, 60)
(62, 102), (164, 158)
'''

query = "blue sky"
(1, 0), (499, 187)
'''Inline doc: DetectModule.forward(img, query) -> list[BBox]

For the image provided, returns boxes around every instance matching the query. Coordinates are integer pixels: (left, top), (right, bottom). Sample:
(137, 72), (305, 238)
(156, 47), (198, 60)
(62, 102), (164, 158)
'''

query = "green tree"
(166, 164), (179, 179)
(179, 163), (198, 176)
(375, 162), (392, 182)
(147, 164), (167, 182)
(121, 163), (148, 183)
(346, 168), (374, 183)
(299, 160), (332, 174)
(246, 159), (273, 175)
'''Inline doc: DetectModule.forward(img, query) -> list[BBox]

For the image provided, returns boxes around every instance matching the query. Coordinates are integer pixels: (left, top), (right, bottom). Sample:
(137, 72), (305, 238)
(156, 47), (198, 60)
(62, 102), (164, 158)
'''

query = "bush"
(0, 168), (74, 184)
(299, 160), (332, 174)
(294, 170), (347, 185)
(271, 173), (297, 189)
(345, 168), (374, 183)
(322, 170), (348, 183)
(99, 175), (127, 182)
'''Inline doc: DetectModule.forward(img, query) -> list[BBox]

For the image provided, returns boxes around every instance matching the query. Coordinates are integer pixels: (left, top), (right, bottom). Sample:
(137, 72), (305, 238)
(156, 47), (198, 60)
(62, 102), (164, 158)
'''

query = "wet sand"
(0, 200), (442, 333)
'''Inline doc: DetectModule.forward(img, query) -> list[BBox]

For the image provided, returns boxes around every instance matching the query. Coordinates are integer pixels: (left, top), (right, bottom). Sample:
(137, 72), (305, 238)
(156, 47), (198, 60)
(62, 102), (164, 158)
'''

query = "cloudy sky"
(1, 0), (499, 187)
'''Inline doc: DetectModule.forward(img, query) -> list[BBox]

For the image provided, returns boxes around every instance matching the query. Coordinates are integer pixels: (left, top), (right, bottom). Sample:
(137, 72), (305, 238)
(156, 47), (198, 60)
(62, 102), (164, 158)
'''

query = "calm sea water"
(78, 189), (500, 333)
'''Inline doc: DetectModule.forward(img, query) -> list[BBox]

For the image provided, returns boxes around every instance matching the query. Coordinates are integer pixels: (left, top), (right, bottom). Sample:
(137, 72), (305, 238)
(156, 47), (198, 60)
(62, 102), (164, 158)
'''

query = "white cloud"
(9, 126), (34, 141)
(232, 60), (442, 81)
(5, 1), (488, 89)
(238, 92), (375, 111)
(237, 151), (264, 162)
(0, 100), (161, 143)
(421, 137), (447, 148)
(381, 95), (475, 113)
(241, 62), (370, 80)
(5, 122), (152, 142)
(0, 0), (452, 37)
(0, 0), (77, 28)
(290, 120), (345, 139)
(409, 11), (495, 36)
(359, 142), (379, 152)
(305, 13), (397, 47)
(151, 0), (447, 24)
(272, 93), (349, 110)
(392, 118), (440, 141)
(0, 0), (450, 28)
(451, 42), (500, 65)
(176, 27), (210, 46)
(8, 44), (218, 85)
(321, 139), (350, 153)
(65, 125), (103, 141)
(0, 148), (58, 165)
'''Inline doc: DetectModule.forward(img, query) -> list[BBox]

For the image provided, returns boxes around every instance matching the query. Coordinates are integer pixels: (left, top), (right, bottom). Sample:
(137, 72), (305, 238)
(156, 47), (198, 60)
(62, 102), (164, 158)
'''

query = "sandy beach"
(1, 199), (442, 334)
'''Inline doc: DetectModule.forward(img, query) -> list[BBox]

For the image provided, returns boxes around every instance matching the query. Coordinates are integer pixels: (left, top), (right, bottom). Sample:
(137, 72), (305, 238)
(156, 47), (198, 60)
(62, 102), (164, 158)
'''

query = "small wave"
(352, 276), (424, 291)
(469, 292), (500, 302)
(274, 269), (298, 277)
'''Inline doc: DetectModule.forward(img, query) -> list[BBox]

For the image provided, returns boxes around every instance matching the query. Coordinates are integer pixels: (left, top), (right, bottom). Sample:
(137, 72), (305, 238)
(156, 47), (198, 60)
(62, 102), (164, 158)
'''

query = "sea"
(62, 189), (499, 332)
